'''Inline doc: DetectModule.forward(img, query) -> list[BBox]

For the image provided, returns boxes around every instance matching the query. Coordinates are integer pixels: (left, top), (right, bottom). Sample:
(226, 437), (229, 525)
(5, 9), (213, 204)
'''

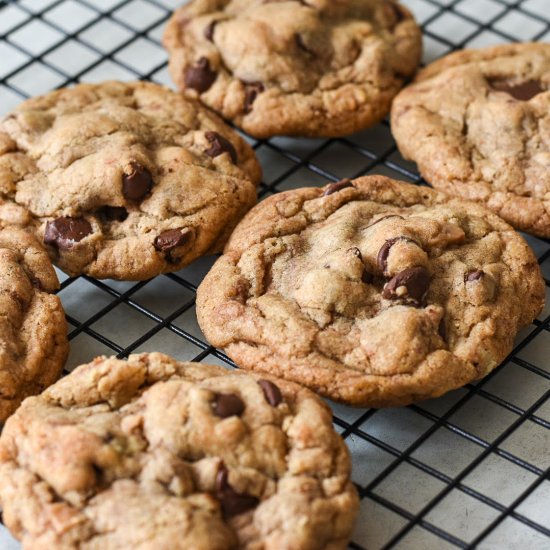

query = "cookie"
(164, 0), (422, 138)
(196, 175), (545, 407)
(391, 43), (550, 238)
(0, 352), (358, 549)
(0, 226), (68, 422)
(0, 81), (261, 280)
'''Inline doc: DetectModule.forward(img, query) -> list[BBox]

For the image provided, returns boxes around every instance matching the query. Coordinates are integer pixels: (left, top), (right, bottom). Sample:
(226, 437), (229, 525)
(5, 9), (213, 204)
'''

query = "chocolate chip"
(367, 214), (404, 228)
(205, 131), (237, 163)
(377, 236), (418, 275)
(212, 393), (245, 418)
(322, 179), (353, 196)
(243, 81), (265, 113)
(258, 379), (282, 407)
(489, 79), (544, 101)
(97, 206), (128, 222)
(465, 270), (484, 283)
(44, 217), (92, 250)
(154, 229), (193, 252)
(204, 20), (217, 41)
(184, 57), (217, 93)
(382, 266), (430, 306)
(122, 163), (153, 201)
(216, 464), (259, 518)
(294, 33), (315, 56)
(216, 464), (230, 490)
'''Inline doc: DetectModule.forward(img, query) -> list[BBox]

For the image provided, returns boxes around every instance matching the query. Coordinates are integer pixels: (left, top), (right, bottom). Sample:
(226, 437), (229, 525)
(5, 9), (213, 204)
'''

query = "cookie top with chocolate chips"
(0, 81), (261, 280)
(163, 0), (422, 138)
(196, 176), (545, 407)
(0, 352), (358, 549)
(391, 43), (550, 238)
(0, 226), (68, 422)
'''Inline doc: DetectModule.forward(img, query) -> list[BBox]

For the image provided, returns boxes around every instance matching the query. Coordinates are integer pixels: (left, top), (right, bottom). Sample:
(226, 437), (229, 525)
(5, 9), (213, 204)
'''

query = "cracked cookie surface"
(391, 43), (550, 238)
(196, 176), (545, 407)
(0, 352), (358, 549)
(0, 81), (261, 280)
(0, 226), (68, 422)
(164, 0), (422, 138)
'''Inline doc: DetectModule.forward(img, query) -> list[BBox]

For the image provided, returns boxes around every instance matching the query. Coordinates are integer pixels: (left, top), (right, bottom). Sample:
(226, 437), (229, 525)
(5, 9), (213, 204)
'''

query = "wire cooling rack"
(1, 0), (550, 548)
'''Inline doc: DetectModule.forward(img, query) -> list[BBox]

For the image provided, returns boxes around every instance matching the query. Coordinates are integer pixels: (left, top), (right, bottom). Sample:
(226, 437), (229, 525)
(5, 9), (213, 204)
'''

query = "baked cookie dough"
(196, 175), (545, 407)
(164, 0), (422, 138)
(0, 352), (358, 549)
(0, 226), (68, 422)
(391, 43), (550, 238)
(0, 81), (261, 280)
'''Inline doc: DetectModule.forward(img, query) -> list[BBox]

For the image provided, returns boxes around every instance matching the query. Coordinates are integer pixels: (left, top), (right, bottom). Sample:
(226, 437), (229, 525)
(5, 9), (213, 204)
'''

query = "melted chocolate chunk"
(322, 179), (353, 196)
(184, 57), (217, 93)
(258, 379), (282, 407)
(465, 270), (484, 283)
(382, 266), (430, 306)
(212, 393), (245, 418)
(489, 78), (544, 101)
(122, 163), (153, 201)
(377, 236), (418, 274)
(243, 81), (265, 113)
(154, 229), (193, 252)
(216, 464), (259, 518)
(204, 20), (217, 41)
(205, 131), (237, 163)
(44, 217), (92, 250)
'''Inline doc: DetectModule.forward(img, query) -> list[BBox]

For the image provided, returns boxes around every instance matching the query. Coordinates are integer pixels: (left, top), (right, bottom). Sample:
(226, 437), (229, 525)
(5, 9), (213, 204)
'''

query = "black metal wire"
(0, 0), (549, 548)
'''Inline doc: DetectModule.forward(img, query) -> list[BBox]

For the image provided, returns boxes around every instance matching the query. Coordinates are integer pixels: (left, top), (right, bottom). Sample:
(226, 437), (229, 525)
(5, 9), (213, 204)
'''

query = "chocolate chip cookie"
(0, 226), (68, 422)
(391, 43), (550, 238)
(0, 352), (358, 549)
(164, 0), (422, 138)
(0, 81), (261, 280)
(196, 176), (545, 407)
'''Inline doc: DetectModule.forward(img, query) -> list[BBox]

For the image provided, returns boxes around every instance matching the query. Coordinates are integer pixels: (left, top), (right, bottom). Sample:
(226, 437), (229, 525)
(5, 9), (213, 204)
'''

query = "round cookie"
(196, 176), (545, 407)
(0, 81), (261, 280)
(391, 43), (550, 238)
(0, 352), (358, 549)
(0, 226), (68, 422)
(164, 0), (422, 138)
